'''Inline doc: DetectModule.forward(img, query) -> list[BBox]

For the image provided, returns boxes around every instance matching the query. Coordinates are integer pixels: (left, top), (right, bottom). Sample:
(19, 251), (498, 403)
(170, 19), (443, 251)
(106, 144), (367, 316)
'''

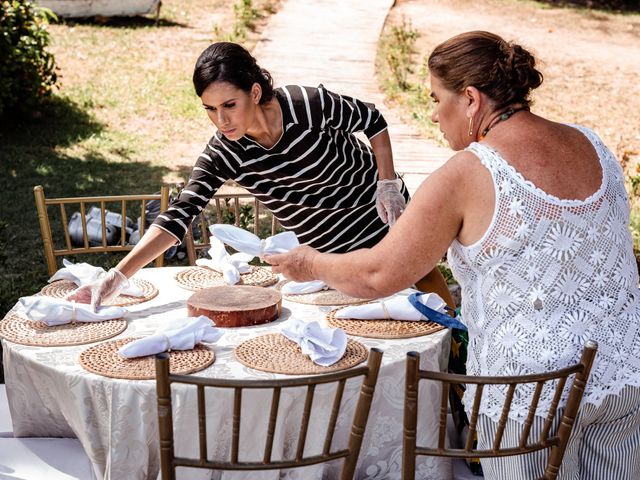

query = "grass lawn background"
(0, 0), (279, 318)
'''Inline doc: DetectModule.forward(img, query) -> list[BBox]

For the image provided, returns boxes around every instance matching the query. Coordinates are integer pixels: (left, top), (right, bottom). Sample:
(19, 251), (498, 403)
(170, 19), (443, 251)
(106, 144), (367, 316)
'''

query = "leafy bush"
(0, 1), (59, 116)
(383, 20), (418, 91)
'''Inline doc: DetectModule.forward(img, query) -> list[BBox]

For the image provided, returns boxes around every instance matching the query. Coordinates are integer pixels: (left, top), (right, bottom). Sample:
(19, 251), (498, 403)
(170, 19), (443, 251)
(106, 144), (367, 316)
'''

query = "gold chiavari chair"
(155, 348), (383, 480)
(34, 185), (170, 275)
(403, 341), (598, 480)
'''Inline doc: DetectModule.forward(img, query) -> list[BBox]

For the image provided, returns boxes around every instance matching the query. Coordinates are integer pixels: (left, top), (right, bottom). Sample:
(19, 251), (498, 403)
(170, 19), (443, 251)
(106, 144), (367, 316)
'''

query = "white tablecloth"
(2, 267), (451, 480)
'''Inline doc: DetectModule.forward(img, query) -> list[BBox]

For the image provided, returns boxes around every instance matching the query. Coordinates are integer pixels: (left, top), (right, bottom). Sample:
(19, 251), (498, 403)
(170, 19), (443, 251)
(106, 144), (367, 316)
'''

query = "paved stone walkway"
(253, 0), (452, 195)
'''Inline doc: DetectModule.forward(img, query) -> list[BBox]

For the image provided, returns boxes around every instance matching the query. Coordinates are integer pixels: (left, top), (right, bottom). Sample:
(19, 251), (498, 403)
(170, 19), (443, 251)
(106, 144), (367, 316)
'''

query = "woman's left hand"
(264, 246), (320, 282)
(375, 179), (406, 226)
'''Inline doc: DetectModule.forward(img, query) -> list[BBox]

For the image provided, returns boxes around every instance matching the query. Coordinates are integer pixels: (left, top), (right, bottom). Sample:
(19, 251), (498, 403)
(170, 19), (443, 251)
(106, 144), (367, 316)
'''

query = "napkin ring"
(162, 334), (172, 353)
(380, 301), (391, 320)
(70, 300), (77, 324)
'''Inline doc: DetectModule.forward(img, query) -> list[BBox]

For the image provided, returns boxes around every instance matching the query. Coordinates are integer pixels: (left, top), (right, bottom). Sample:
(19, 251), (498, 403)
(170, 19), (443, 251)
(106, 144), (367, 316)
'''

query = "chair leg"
(155, 354), (176, 480)
(184, 226), (197, 266)
(543, 342), (597, 480)
(340, 349), (383, 480)
(403, 352), (420, 480)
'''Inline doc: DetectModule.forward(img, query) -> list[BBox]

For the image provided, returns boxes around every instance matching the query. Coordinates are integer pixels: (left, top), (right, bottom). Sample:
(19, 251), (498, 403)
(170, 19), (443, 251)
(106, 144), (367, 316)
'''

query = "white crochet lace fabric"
(448, 125), (640, 423)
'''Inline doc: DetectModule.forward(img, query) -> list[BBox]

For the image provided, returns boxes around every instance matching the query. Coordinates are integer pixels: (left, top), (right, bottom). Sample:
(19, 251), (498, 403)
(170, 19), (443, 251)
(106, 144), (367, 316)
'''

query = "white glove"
(375, 179), (406, 226)
(66, 268), (130, 312)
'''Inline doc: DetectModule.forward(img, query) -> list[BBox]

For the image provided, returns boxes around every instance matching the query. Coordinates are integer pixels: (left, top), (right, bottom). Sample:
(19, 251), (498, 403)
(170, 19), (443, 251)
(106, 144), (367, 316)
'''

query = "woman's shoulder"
(278, 85), (323, 102)
(429, 150), (489, 186)
(277, 85), (327, 125)
(545, 121), (616, 168)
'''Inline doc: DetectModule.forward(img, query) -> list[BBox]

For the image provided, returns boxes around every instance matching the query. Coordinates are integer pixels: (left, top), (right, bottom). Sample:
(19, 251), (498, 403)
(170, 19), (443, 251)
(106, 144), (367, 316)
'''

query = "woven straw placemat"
(234, 333), (368, 375)
(0, 313), (127, 347)
(326, 308), (445, 339)
(175, 266), (278, 291)
(40, 279), (158, 307)
(79, 338), (215, 380)
(276, 281), (370, 306)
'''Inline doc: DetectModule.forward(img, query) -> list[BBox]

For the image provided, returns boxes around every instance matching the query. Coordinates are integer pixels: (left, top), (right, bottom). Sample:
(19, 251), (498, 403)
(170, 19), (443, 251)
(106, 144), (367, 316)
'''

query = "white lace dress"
(448, 125), (640, 423)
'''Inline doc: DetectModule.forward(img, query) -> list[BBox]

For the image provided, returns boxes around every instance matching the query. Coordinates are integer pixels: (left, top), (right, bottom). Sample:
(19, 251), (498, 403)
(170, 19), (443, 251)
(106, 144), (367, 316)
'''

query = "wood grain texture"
(187, 286), (282, 327)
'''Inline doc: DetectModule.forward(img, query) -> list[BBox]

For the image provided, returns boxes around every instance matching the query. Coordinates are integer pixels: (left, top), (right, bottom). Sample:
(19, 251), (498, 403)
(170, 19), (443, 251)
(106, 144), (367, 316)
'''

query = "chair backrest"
(155, 348), (383, 480)
(403, 341), (598, 480)
(181, 182), (280, 265)
(34, 185), (170, 276)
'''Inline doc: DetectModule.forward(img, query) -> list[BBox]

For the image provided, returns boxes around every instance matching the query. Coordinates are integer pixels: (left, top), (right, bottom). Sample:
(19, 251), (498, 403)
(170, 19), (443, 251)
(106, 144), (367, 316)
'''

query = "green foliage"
(217, 200), (280, 238)
(214, 0), (268, 42)
(629, 209), (640, 252)
(622, 149), (640, 254)
(376, 20), (442, 144)
(233, 0), (260, 39)
(220, 201), (255, 230)
(437, 261), (456, 285)
(383, 20), (417, 91)
(0, 1), (59, 115)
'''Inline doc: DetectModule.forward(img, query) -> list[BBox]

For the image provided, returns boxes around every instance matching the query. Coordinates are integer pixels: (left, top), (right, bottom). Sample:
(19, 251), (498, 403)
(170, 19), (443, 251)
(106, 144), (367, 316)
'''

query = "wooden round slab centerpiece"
(187, 286), (282, 328)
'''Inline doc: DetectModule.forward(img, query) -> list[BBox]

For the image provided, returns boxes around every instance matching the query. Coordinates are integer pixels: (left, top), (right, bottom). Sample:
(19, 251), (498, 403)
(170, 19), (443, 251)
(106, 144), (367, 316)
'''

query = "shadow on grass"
(60, 15), (188, 29)
(1, 95), (102, 147)
(0, 95), (170, 319)
(536, 0), (640, 13)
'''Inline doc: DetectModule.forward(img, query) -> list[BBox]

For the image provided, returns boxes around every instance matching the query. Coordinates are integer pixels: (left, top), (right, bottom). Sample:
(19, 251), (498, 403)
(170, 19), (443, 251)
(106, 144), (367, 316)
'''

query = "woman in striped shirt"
(69, 42), (453, 308)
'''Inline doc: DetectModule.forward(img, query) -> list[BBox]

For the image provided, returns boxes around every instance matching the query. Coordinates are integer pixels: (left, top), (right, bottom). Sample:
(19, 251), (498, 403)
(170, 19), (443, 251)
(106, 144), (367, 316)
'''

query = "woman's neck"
(245, 97), (283, 148)
(476, 103), (526, 141)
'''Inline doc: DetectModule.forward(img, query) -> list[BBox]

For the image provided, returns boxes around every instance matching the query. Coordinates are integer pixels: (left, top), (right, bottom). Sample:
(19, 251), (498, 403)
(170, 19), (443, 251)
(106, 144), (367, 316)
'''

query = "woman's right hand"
(66, 269), (129, 311)
(264, 246), (320, 283)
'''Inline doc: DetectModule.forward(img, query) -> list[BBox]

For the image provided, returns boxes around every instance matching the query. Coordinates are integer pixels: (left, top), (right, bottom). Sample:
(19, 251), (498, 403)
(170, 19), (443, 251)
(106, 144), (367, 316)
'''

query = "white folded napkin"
(48, 259), (103, 285)
(118, 315), (223, 358)
(17, 296), (126, 326)
(48, 259), (144, 297)
(335, 292), (448, 321)
(281, 280), (328, 295)
(195, 237), (254, 285)
(281, 318), (347, 366)
(209, 224), (299, 257)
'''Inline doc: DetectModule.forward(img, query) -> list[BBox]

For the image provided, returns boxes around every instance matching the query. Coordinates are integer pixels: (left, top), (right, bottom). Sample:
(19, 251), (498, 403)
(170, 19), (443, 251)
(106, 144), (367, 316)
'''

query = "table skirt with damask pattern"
(2, 267), (451, 480)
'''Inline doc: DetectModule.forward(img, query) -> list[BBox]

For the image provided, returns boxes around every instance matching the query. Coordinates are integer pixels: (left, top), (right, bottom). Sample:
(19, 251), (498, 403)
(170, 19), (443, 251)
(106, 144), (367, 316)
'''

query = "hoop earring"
(468, 116), (474, 136)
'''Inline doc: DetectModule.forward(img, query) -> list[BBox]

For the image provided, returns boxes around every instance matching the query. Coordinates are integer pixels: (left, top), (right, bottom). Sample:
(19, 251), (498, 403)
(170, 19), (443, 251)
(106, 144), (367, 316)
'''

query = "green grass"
(0, 95), (172, 315)
(375, 19), (444, 146)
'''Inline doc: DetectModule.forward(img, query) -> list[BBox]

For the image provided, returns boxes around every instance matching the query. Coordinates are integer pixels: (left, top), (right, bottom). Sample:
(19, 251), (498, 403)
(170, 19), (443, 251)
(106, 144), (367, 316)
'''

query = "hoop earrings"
(468, 116), (474, 137)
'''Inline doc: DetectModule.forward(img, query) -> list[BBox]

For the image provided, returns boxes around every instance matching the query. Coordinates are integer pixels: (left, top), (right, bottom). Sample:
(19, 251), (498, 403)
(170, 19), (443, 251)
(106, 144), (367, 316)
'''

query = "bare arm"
(369, 129), (396, 180)
(267, 152), (472, 298)
(115, 225), (178, 277)
(66, 225), (177, 307)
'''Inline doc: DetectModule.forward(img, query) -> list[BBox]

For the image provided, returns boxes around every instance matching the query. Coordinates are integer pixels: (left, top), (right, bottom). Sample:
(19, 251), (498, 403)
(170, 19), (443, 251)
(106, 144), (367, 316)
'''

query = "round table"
(1, 267), (451, 480)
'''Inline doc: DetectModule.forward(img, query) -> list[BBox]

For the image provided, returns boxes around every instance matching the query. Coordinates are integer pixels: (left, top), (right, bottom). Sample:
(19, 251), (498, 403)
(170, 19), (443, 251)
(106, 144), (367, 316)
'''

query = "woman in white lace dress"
(266, 31), (640, 479)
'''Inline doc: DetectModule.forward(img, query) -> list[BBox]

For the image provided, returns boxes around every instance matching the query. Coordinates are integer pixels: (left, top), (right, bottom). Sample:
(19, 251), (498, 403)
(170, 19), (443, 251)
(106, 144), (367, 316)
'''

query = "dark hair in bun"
(428, 31), (543, 110)
(193, 42), (274, 103)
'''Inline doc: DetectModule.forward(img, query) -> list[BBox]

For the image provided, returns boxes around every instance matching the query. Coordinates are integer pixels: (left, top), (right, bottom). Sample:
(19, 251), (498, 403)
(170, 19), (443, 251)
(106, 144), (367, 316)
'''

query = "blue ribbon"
(407, 292), (467, 330)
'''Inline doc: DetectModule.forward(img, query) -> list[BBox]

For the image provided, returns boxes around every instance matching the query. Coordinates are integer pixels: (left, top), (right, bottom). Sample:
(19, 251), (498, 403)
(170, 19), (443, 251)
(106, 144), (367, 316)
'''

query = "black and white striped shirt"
(154, 85), (409, 253)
